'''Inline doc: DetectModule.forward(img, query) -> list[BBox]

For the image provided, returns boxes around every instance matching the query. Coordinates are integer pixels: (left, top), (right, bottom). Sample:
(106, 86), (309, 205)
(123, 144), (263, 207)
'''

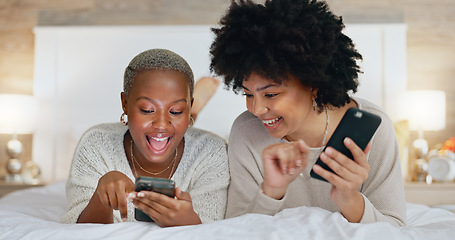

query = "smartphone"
(134, 176), (175, 222)
(310, 108), (382, 182)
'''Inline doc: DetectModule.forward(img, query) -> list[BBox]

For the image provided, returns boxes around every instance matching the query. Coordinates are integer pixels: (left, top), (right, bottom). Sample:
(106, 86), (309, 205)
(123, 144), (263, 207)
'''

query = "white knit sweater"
(61, 123), (229, 224)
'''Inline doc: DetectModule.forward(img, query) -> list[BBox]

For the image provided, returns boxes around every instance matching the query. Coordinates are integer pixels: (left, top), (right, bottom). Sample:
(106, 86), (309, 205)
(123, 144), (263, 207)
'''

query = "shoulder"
(352, 97), (397, 148)
(230, 111), (268, 137)
(353, 97), (394, 130)
(82, 122), (127, 136)
(229, 111), (275, 146)
(180, 128), (228, 173)
(70, 123), (130, 177)
(232, 110), (262, 128)
(78, 122), (127, 146)
(185, 127), (227, 148)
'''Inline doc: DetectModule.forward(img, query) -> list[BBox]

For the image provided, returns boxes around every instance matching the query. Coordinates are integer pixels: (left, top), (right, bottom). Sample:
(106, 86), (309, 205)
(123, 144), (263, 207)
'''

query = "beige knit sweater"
(62, 123), (229, 224)
(225, 97), (406, 226)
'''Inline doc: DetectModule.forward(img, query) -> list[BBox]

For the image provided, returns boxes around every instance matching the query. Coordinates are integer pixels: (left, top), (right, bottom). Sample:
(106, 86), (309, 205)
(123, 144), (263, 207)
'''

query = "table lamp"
(0, 94), (38, 183)
(398, 90), (446, 181)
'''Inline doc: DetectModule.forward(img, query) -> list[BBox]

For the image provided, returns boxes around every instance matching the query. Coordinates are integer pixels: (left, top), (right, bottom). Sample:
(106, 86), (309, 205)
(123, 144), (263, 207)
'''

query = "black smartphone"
(310, 108), (382, 182)
(134, 176), (175, 222)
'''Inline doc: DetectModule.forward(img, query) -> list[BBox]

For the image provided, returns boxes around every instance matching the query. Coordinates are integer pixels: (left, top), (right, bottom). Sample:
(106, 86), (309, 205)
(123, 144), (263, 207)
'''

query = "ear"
(120, 92), (128, 114)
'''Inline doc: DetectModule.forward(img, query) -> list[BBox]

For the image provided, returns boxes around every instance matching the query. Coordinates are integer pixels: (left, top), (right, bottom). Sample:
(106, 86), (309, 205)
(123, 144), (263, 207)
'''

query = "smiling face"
(122, 69), (191, 163)
(242, 72), (317, 141)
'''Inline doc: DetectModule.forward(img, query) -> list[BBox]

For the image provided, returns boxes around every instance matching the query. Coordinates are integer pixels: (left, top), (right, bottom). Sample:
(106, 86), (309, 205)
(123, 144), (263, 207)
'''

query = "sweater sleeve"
(225, 112), (286, 218)
(358, 110), (407, 226)
(60, 125), (132, 224)
(61, 129), (109, 224)
(186, 135), (230, 223)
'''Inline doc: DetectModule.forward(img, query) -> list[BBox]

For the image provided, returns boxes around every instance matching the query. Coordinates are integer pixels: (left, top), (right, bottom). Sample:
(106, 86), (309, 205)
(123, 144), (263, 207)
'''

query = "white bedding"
(1, 181), (454, 240)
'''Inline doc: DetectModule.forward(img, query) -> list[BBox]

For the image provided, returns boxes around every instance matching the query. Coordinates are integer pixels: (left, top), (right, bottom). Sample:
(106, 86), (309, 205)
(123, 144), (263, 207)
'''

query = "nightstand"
(0, 181), (45, 198)
(404, 181), (455, 206)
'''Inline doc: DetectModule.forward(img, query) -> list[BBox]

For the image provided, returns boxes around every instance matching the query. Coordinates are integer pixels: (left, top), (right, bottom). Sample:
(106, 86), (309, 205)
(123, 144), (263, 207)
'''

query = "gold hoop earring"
(189, 117), (195, 127)
(313, 99), (317, 112)
(120, 113), (128, 126)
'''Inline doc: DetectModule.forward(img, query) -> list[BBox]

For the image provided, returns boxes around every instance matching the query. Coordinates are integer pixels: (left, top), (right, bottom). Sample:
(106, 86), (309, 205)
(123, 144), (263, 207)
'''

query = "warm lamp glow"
(0, 94), (38, 134)
(399, 90), (446, 131)
(397, 90), (447, 182)
(0, 94), (39, 183)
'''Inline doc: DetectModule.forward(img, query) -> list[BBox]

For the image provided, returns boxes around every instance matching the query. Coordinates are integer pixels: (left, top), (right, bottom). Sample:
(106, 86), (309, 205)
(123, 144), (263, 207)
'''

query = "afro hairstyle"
(209, 0), (363, 110)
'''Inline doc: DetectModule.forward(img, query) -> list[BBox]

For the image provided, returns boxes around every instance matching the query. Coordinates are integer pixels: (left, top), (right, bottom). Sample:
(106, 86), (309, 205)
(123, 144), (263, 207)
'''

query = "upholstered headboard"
(33, 24), (407, 182)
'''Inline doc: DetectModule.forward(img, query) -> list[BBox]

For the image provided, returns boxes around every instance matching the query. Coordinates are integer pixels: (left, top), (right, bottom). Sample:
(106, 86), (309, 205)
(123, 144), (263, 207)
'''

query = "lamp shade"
(0, 94), (38, 134)
(398, 90), (446, 131)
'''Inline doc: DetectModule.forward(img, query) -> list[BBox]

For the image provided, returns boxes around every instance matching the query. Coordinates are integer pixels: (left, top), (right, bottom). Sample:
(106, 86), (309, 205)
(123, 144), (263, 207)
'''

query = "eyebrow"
(242, 84), (279, 92)
(136, 96), (188, 104)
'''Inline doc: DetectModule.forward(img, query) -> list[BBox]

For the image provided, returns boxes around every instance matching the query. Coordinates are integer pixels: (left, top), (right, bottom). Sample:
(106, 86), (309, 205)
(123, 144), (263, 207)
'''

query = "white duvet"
(1, 181), (454, 240)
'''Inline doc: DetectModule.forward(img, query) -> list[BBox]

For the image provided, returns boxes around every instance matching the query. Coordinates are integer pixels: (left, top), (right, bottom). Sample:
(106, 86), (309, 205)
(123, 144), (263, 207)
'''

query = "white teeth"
(262, 117), (281, 126)
(151, 137), (168, 142)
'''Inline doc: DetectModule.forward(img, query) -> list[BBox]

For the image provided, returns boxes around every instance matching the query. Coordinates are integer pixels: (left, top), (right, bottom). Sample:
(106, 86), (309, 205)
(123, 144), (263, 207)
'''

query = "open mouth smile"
(146, 134), (171, 152)
(262, 117), (282, 127)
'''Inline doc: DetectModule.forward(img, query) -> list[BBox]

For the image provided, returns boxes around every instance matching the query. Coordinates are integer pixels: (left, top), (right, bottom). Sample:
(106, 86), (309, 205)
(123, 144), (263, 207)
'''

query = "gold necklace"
(130, 139), (177, 179)
(321, 106), (329, 148)
(283, 106), (329, 146)
(299, 106), (329, 177)
(167, 150), (178, 179)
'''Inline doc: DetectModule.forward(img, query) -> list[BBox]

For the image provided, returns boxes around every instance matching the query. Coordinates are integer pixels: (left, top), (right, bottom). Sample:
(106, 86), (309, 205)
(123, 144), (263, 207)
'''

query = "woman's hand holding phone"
(129, 187), (201, 227)
(261, 140), (310, 200)
(309, 108), (381, 222)
(312, 138), (371, 222)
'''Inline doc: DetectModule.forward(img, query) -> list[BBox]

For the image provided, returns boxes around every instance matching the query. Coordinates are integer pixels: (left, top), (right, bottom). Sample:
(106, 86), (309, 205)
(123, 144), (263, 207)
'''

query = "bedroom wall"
(0, 0), (454, 177)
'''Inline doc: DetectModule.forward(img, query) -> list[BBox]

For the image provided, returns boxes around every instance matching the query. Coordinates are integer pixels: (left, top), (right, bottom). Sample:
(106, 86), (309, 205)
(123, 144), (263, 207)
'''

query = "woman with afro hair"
(210, 0), (406, 226)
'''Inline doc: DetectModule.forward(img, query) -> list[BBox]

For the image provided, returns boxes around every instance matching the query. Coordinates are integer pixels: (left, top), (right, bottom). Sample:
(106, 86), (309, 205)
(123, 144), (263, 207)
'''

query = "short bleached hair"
(123, 48), (194, 97)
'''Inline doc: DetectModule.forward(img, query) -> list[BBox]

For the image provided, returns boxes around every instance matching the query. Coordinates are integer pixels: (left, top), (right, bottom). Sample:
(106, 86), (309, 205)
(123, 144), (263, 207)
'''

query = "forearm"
(359, 194), (406, 226)
(226, 183), (285, 218)
(226, 159), (285, 217)
(77, 192), (113, 224)
(338, 191), (365, 223)
(340, 192), (406, 226)
(262, 182), (286, 200)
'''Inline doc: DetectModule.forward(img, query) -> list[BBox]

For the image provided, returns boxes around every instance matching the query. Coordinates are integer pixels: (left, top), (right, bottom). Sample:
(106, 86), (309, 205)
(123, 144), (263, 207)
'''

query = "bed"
(1, 182), (455, 239)
(2, 24), (454, 239)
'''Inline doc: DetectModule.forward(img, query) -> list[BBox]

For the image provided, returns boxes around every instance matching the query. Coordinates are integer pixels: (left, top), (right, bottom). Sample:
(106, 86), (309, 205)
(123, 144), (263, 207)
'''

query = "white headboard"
(33, 24), (407, 182)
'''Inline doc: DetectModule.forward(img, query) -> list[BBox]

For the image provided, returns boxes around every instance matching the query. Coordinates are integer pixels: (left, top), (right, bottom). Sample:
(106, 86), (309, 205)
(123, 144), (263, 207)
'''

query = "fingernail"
(344, 138), (352, 144)
(320, 152), (325, 160)
(127, 193), (135, 202)
(137, 192), (145, 197)
(296, 159), (302, 167)
(313, 165), (321, 172)
(325, 148), (332, 155)
(122, 218), (127, 222)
